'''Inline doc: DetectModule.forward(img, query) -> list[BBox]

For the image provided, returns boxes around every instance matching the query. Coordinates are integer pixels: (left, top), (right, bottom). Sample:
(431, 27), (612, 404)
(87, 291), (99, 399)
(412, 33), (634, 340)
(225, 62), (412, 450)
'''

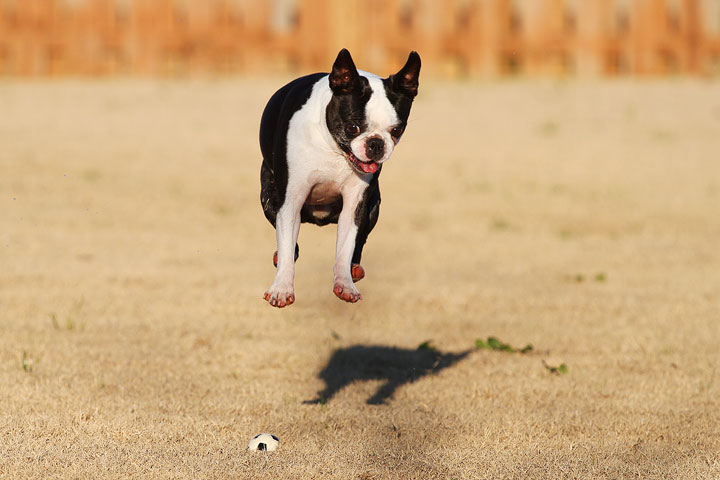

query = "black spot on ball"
(258, 443), (267, 451)
(271, 435), (279, 442)
(253, 434), (261, 439)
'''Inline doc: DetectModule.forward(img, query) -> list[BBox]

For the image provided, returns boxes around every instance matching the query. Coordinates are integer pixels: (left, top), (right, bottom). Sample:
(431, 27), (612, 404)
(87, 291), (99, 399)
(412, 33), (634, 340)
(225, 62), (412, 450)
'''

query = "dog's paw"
(263, 283), (295, 308)
(333, 281), (362, 303)
(351, 264), (365, 282)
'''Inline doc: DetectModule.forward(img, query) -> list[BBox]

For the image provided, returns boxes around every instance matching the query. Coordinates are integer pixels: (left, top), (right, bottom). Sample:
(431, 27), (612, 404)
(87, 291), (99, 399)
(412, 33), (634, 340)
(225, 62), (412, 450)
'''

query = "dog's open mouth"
(345, 151), (379, 174)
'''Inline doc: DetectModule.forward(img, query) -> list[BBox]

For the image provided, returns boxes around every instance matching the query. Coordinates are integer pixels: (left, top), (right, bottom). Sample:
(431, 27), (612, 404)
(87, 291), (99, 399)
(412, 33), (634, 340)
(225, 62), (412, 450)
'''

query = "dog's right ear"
(390, 51), (421, 97)
(329, 49), (360, 95)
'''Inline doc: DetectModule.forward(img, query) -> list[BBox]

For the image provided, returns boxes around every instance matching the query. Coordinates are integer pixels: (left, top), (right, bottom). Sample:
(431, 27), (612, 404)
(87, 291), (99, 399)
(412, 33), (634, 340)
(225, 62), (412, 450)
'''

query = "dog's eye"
(390, 125), (405, 138)
(345, 123), (361, 137)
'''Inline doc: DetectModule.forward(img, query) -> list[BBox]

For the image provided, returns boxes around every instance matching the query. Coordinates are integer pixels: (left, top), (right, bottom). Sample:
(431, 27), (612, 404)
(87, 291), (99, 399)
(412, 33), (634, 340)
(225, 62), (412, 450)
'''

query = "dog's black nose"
(366, 137), (385, 161)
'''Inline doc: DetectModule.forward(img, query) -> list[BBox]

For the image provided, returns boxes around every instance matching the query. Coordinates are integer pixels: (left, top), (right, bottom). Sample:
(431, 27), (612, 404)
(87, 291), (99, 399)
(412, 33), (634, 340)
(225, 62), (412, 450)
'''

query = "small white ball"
(248, 433), (279, 452)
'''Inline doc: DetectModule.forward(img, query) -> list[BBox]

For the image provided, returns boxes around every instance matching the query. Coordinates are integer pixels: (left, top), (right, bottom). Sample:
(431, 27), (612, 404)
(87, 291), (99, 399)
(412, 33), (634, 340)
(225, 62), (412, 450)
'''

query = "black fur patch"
(352, 172), (381, 265)
(382, 79), (415, 128)
(325, 78), (372, 156)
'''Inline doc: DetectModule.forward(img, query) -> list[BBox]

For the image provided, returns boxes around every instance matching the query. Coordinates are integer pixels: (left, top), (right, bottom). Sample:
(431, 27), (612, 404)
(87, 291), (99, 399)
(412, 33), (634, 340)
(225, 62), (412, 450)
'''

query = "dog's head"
(326, 49), (421, 175)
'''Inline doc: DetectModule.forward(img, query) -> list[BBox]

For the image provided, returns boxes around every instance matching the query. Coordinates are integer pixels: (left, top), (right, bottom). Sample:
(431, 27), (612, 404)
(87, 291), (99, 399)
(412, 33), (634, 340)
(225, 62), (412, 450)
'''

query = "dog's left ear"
(329, 48), (360, 95)
(390, 51), (421, 97)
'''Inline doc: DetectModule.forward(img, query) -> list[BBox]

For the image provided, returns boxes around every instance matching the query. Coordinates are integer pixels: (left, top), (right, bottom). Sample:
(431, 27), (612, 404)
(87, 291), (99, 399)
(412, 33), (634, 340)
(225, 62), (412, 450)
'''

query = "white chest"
(285, 79), (371, 206)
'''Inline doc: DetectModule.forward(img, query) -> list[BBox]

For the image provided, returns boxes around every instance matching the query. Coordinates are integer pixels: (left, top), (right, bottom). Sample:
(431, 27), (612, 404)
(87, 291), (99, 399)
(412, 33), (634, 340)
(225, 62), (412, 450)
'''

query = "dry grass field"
(1, 77), (719, 479)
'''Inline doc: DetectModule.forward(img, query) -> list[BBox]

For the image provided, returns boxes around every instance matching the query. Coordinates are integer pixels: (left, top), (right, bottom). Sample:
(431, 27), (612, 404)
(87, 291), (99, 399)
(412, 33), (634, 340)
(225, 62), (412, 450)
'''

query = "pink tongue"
(360, 161), (378, 173)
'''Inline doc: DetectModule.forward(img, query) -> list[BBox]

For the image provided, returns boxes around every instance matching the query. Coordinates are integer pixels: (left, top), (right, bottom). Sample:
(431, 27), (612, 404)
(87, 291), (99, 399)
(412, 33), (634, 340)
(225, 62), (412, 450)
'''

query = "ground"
(1, 78), (719, 479)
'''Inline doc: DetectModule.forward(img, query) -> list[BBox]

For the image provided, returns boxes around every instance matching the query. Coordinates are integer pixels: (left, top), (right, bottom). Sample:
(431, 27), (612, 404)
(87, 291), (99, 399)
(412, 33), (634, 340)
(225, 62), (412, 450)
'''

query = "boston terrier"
(259, 48), (421, 308)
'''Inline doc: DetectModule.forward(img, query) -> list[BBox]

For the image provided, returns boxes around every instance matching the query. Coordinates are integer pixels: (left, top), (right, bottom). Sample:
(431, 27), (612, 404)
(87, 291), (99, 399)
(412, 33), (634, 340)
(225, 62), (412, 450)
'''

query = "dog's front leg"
(333, 188), (365, 303)
(264, 185), (308, 308)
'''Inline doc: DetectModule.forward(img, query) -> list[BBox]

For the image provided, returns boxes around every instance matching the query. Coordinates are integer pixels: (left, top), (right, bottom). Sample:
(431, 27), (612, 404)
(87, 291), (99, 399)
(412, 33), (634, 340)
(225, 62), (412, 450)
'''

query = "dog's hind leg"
(260, 161), (280, 227)
(351, 176), (381, 283)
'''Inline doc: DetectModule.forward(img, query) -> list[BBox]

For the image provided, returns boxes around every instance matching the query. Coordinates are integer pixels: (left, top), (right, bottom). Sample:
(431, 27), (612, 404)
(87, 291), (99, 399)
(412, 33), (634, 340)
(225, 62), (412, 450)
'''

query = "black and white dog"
(259, 49), (421, 308)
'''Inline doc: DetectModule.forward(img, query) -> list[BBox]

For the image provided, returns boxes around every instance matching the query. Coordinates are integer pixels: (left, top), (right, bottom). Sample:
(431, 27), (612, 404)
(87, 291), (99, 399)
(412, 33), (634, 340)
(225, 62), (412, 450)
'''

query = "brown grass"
(1, 77), (719, 479)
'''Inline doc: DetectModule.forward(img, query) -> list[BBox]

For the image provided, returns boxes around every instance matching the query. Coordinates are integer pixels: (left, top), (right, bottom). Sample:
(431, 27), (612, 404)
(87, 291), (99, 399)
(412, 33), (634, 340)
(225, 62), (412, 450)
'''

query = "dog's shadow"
(304, 344), (471, 405)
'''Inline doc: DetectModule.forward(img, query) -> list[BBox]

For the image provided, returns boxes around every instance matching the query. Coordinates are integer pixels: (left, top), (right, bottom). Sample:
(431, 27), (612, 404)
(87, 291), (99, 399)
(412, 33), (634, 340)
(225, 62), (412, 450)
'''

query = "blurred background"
(1, 0), (720, 78)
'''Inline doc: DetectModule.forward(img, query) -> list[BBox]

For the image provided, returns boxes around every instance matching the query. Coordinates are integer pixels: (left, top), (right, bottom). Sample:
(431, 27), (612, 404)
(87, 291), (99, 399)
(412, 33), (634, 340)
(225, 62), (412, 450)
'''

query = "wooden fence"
(1, 0), (719, 77)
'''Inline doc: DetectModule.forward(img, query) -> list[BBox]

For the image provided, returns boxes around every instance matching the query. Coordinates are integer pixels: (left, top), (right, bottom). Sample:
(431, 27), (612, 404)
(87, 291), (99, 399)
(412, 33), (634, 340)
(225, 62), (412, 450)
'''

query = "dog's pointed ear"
(329, 49), (360, 95)
(390, 51), (421, 97)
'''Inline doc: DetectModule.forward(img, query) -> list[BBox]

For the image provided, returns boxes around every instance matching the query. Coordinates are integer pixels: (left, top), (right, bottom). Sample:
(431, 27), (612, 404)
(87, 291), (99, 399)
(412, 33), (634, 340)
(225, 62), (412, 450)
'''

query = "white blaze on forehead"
(363, 75), (399, 131)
